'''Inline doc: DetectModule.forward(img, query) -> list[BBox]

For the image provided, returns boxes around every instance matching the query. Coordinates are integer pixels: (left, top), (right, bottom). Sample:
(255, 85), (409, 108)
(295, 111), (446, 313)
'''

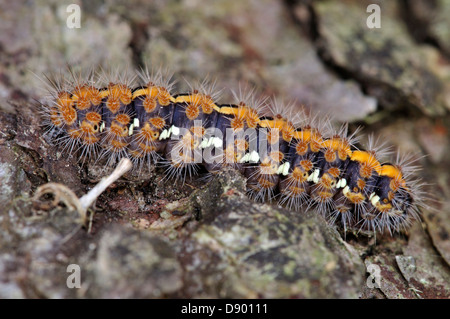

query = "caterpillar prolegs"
(39, 68), (424, 236)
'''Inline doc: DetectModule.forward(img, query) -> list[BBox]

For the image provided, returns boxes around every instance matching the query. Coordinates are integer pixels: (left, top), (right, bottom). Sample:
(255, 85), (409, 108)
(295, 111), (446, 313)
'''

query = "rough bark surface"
(0, 0), (449, 298)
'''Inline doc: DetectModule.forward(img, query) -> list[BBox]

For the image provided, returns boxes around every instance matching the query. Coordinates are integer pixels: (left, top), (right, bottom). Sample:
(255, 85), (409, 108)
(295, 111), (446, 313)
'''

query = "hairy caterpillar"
(39, 67), (425, 236)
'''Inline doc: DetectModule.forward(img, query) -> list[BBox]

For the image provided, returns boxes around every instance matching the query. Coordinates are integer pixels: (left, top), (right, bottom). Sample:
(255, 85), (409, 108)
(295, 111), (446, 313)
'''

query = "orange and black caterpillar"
(39, 68), (424, 236)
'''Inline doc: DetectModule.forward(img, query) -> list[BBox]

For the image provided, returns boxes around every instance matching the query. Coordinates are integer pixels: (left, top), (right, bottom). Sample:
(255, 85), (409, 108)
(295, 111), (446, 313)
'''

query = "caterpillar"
(39, 67), (424, 236)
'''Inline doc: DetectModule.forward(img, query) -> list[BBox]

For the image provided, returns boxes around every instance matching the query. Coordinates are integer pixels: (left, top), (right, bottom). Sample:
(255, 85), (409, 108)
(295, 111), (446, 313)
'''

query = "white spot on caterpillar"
(159, 129), (169, 140)
(199, 137), (223, 149)
(100, 121), (105, 132)
(336, 178), (347, 188)
(240, 150), (260, 163)
(133, 118), (140, 128)
(308, 169), (320, 184)
(207, 137), (215, 148)
(371, 194), (380, 207)
(277, 162), (290, 176)
(212, 137), (223, 148)
(128, 123), (134, 136)
(200, 138), (209, 149)
(342, 185), (350, 196)
(171, 125), (180, 136)
(159, 125), (179, 140)
(249, 150), (260, 163)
